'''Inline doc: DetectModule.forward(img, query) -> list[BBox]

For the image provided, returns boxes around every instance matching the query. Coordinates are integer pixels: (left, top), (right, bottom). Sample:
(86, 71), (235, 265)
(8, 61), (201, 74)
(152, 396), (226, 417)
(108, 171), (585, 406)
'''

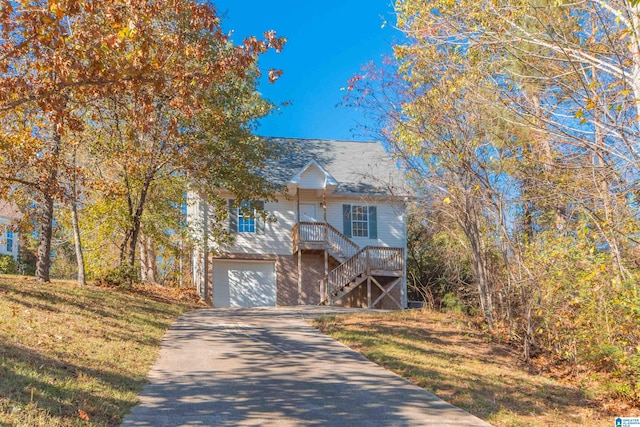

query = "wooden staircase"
(293, 222), (404, 308)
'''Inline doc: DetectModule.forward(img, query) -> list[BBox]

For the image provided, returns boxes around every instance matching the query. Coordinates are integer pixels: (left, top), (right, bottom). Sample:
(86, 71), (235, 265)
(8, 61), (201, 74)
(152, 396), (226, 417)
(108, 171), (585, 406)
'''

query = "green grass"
(0, 275), (201, 426)
(314, 310), (623, 427)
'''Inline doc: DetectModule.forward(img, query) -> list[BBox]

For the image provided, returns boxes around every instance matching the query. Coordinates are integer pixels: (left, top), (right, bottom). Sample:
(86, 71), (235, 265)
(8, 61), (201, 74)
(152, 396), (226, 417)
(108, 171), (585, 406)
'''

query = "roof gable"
(288, 160), (339, 192)
(0, 201), (22, 220)
(260, 138), (409, 197)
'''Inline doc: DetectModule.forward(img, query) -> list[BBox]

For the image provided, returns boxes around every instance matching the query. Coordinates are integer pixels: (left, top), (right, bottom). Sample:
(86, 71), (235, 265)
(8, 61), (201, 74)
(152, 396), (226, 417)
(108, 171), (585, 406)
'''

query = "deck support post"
(298, 249), (302, 305)
(322, 189), (328, 304)
(324, 250), (328, 304)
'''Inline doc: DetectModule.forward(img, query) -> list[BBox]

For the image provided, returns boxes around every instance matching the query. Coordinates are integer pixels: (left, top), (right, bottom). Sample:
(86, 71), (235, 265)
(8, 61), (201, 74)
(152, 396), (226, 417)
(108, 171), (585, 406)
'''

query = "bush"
(0, 254), (17, 274)
(96, 265), (138, 288)
(442, 292), (466, 314)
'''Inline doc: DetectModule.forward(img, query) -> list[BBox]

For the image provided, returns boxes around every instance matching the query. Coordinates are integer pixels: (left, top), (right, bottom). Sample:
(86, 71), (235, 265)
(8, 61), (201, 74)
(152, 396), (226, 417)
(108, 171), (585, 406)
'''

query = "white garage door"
(212, 260), (276, 307)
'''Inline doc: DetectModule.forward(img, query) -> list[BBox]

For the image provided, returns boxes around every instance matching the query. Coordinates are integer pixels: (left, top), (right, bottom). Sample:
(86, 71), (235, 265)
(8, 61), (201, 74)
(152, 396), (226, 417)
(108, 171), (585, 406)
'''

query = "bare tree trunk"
(140, 235), (148, 283)
(127, 175), (152, 269)
(35, 193), (54, 282)
(590, 67), (627, 284)
(628, 4), (640, 131)
(119, 169), (155, 286)
(71, 146), (86, 287)
(460, 193), (494, 331)
(148, 237), (157, 284)
(71, 197), (85, 287)
(139, 233), (157, 284)
(35, 133), (61, 283)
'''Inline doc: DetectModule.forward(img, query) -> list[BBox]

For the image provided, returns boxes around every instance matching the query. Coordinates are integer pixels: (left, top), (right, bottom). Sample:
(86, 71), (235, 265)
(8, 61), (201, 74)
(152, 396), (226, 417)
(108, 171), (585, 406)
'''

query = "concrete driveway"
(122, 307), (493, 427)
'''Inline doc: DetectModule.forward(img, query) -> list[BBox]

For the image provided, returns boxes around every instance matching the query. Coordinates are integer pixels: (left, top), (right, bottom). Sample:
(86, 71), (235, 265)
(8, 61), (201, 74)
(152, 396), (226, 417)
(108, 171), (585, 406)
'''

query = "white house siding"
(186, 193), (296, 254)
(299, 164), (326, 189)
(186, 193), (210, 248)
(325, 198), (406, 250)
(225, 199), (296, 256)
(0, 217), (18, 260)
(187, 193), (406, 256)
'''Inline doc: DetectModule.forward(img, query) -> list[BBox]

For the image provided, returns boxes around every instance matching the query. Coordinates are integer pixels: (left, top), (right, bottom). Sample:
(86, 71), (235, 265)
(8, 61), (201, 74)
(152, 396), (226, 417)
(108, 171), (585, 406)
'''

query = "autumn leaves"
(0, 0), (284, 284)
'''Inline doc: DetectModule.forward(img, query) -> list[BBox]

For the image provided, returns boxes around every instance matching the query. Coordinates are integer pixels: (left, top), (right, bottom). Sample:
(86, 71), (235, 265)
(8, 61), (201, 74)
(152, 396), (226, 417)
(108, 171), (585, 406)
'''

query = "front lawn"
(0, 275), (201, 426)
(314, 309), (629, 427)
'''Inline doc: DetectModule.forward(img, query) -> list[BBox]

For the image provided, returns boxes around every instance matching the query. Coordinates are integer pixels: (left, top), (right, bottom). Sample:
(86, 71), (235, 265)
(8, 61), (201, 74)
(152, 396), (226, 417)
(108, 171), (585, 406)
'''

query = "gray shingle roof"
(261, 137), (409, 196)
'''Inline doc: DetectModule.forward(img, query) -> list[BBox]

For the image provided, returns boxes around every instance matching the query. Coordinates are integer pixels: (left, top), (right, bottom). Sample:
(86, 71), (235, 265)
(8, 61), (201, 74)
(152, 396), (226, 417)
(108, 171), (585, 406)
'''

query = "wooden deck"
(293, 222), (405, 308)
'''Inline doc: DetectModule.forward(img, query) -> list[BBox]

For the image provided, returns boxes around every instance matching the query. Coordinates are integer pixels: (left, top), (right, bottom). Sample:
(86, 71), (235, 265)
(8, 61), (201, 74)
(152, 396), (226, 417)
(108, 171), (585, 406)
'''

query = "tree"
(0, 0), (284, 282)
(348, 0), (640, 390)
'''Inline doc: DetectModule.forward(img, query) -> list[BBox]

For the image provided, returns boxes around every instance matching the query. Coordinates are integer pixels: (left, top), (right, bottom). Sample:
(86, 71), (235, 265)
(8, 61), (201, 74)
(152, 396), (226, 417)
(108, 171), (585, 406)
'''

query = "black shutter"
(343, 204), (352, 238)
(368, 206), (377, 239)
(256, 201), (265, 234)
(228, 199), (237, 232)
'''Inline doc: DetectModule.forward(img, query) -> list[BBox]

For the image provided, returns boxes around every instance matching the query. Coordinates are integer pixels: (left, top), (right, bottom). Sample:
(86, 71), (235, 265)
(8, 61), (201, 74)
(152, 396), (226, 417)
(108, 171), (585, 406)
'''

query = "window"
(237, 201), (256, 233)
(342, 204), (377, 239)
(6, 230), (13, 252)
(351, 206), (369, 237)
(229, 199), (265, 234)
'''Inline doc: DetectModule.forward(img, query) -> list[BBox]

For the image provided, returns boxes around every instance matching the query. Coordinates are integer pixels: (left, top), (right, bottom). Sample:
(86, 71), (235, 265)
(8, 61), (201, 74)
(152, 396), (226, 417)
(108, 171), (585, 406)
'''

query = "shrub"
(96, 265), (138, 288)
(442, 292), (466, 314)
(0, 254), (17, 274)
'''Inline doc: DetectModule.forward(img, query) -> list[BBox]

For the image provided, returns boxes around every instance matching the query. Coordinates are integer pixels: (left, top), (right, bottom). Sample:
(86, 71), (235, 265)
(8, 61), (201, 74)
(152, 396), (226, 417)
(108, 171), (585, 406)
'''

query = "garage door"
(212, 260), (276, 307)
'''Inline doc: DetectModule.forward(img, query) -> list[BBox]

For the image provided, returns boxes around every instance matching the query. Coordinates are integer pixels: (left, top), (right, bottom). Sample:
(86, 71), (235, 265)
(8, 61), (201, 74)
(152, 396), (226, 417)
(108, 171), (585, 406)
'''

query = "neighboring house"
(188, 138), (410, 309)
(0, 200), (22, 261)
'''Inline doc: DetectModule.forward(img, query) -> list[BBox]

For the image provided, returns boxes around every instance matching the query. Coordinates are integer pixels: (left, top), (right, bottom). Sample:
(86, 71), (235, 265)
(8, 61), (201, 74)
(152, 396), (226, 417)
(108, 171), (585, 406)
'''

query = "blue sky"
(213, 1), (399, 141)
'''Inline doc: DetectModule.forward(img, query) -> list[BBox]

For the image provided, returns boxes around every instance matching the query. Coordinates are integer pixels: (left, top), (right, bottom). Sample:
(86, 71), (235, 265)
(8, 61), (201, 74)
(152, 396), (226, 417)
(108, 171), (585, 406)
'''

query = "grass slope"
(0, 275), (201, 426)
(314, 310), (629, 427)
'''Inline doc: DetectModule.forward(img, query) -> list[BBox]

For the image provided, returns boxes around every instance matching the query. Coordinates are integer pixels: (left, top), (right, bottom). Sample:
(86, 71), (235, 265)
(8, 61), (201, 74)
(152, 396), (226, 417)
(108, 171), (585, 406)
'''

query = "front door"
(299, 203), (318, 222)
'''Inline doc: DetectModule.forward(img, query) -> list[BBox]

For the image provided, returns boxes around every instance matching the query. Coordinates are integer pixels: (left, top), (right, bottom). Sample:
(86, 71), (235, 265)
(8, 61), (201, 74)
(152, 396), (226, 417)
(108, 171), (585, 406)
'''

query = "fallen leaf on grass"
(78, 408), (90, 421)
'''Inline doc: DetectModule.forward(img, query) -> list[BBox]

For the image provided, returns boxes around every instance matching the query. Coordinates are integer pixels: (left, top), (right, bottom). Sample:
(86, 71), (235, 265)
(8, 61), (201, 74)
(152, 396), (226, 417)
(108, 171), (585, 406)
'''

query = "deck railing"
(294, 222), (358, 260)
(293, 222), (404, 303)
(367, 246), (405, 271)
(296, 222), (325, 242)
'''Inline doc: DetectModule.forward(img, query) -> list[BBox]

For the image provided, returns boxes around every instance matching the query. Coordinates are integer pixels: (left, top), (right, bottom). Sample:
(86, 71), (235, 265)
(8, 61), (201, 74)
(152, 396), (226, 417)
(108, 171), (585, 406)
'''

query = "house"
(188, 138), (410, 309)
(0, 200), (21, 261)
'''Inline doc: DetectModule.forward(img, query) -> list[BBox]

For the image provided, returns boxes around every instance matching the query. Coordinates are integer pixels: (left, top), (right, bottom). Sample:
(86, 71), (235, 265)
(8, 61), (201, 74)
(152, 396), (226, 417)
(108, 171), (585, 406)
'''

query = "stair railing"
(327, 247), (368, 298)
(326, 247), (405, 303)
(325, 222), (358, 259)
(295, 222), (405, 304)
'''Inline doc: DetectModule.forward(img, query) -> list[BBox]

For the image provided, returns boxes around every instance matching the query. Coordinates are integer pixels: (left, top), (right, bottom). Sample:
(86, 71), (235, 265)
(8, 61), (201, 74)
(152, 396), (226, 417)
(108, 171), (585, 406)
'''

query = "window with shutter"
(237, 201), (255, 232)
(352, 205), (369, 237)
(344, 205), (378, 239)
